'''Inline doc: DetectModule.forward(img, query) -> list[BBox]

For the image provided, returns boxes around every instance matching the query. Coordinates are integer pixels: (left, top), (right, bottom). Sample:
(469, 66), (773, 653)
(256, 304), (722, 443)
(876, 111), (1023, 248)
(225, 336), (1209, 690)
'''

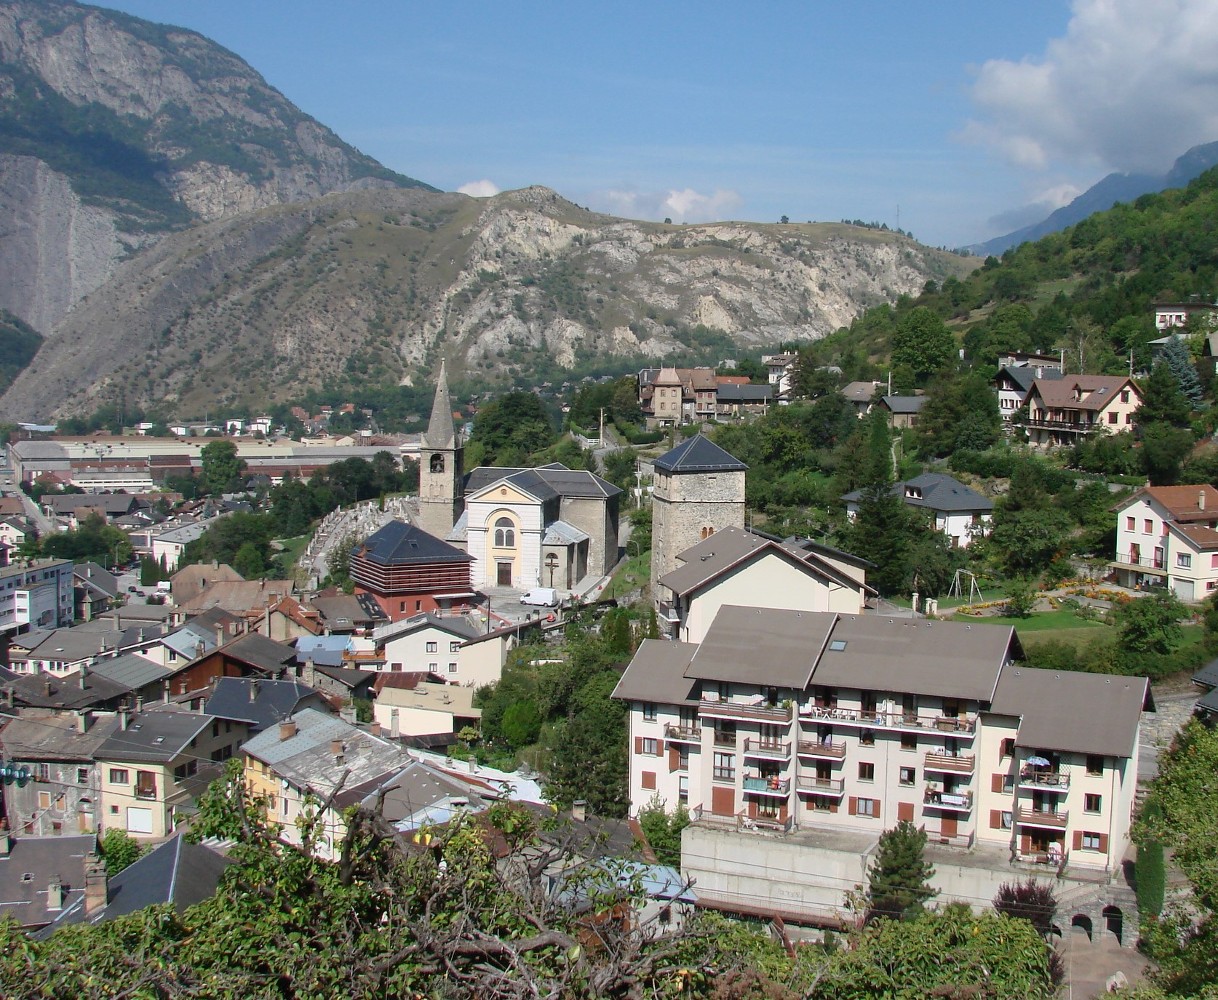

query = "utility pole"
(598, 407), (605, 449)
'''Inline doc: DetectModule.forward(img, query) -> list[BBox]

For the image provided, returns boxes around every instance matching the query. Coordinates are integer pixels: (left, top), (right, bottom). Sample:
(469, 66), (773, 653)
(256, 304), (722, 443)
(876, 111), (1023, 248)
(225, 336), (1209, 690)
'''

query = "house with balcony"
(1021, 375), (1141, 447)
(638, 367), (719, 426)
(1110, 485), (1218, 601)
(612, 606), (1149, 926)
(96, 708), (249, 839)
(994, 365), (1064, 422)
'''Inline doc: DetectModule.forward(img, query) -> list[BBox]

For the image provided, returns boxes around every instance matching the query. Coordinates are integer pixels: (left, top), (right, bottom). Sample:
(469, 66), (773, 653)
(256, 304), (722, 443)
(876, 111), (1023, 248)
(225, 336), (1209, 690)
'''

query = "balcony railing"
(1114, 554), (1166, 570)
(800, 704), (976, 737)
(923, 788), (973, 811)
(658, 601), (680, 624)
(700, 699), (793, 724)
(795, 775), (845, 796)
(924, 751), (975, 774)
(1022, 415), (1096, 431)
(688, 805), (794, 835)
(743, 774), (790, 796)
(135, 785), (157, 800)
(1016, 806), (1069, 829)
(664, 723), (702, 743)
(1018, 769), (1070, 791)
(796, 738), (846, 760)
(742, 737), (791, 760)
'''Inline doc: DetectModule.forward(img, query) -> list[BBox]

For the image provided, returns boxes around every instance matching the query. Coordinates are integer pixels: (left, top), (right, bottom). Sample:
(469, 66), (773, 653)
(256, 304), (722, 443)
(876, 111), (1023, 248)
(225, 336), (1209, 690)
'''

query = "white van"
(520, 587), (559, 607)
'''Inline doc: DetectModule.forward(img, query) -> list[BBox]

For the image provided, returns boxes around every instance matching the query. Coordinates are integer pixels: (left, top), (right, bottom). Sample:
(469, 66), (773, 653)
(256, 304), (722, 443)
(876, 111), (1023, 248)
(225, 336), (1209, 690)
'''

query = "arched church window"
(700, 526), (715, 540)
(494, 517), (515, 547)
(430, 454), (445, 473)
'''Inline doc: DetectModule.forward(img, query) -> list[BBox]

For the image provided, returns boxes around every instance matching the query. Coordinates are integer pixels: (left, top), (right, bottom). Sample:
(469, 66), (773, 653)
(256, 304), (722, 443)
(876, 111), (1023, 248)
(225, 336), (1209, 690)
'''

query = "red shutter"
(848, 796), (857, 816)
(711, 786), (735, 817)
(634, 737), (642, 754)
(898, 802), (914, 822)
(655, 739), (664, 756)
(641, 771), (656, 790)
(829, 801), (838, 814)
(990, 809), (1002, 829)
(874, 799), (881, 820)
(1098, 834), (1109, 854)
(668, 746), (681, 772)
(1020, 834), (1031, 854)
(991, 773), (1005, 794)
(1073, 830), (1083, 850)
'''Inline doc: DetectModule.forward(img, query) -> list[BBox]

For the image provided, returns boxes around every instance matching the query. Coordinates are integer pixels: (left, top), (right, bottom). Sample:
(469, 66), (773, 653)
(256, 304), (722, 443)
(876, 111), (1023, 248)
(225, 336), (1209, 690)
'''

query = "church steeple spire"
(424, 359), (457, 449)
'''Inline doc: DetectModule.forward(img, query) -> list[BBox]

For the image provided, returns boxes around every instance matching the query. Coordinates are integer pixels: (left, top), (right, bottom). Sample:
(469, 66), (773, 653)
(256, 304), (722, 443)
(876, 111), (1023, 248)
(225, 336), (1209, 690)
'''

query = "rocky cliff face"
(0, 185), (974, 421)
(0, 0), (431, 333)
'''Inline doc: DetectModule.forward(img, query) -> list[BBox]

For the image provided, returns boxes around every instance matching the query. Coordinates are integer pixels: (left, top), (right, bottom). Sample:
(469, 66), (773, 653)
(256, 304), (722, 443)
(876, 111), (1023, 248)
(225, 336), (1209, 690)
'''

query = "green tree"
(500, 699), (542, 749)
(1137, 363), (1192, 428)
(200, 438), (246, 495)
(1141, 421), (1195, 486)
(636, 797), (690, 867)
(865, 819), (937, 921)
(891, 306), (955, 383)
(1161, 334), (1205, 408)
(467, 391), (556, 467)
(232, 540), (267, 579)
(100, 828), (142, 876)
(1117, 591), (1185, 655)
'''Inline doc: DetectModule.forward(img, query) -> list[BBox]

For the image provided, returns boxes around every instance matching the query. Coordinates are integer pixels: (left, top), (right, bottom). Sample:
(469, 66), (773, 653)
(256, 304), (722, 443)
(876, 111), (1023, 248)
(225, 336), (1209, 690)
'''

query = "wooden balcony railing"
(1016, 806), (1069, 829)
(800, 704), (976, 736)
(924, 751), (975, 774)
(796, 738), (846, 760)
(742, 737), (791, 759)
(700, 699), (793, 724)
(664, 723), (702, 743)
(795, 775), (845, 796)
(1018, 769), (1070, 791)
(923, 788), (973, 811)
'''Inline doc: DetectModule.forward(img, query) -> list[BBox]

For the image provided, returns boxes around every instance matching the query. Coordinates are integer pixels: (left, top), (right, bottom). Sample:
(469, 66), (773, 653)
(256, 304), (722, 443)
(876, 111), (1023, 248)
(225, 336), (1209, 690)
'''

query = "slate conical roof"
(653, 433), (747, 473)
(424, 360), (457, 449)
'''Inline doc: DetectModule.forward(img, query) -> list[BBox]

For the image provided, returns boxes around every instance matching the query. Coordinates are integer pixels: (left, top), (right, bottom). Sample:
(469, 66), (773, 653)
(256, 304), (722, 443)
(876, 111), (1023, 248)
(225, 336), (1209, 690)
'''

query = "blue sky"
(98, 1), (1218, 248)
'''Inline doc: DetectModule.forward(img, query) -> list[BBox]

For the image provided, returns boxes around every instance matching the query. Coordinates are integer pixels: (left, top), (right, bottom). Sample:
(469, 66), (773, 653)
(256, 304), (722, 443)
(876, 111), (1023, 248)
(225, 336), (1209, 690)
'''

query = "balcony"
(1018, 768), (1070, 792)
(795, 775), (845, 797)
(924, 751), (975, 775)
(799, 704), (976, 738)
(135, 784), (158, 800)
(700, 698), (792, 725)
(923, 788), (973, 812)
(713, 731), (737, 748)
(664, 723), (702, 743)
(743, 737), (791, 760)
(1016, 806), (1069, 829)
(1022, 415), (1096, 433)
(688, 805), (793, 835)
(743, 774), (790, 797)
(797, 738), (846, 761)
(658, 601), (680, 624)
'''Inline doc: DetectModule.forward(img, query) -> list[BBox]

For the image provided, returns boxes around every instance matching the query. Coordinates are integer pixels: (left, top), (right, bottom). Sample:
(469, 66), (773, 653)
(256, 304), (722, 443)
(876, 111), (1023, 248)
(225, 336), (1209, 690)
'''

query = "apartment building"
(0, 560), (75, 636)
(1111, 485), (1218, 601)
(613, 607), (1148, 877)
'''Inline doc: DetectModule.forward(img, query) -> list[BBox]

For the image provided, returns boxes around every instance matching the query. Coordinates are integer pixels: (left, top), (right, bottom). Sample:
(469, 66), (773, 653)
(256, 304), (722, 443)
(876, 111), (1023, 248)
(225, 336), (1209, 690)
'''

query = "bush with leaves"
(993, 878), (1057, 937)
(99, 828), (143, 875)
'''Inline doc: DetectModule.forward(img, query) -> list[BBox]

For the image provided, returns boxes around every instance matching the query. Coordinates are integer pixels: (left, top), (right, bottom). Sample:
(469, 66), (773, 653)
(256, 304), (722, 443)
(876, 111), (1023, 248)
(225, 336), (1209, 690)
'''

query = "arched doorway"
(1071, 914), (1093, 941)
(1102, 905), (1124, 945)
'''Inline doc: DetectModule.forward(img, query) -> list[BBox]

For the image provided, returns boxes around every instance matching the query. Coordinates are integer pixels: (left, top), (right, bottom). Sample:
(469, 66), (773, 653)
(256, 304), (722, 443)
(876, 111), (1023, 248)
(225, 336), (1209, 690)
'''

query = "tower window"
(430, 454), (445, 473)
(494, 517), (515, 547)
(700, 526), (715, 540)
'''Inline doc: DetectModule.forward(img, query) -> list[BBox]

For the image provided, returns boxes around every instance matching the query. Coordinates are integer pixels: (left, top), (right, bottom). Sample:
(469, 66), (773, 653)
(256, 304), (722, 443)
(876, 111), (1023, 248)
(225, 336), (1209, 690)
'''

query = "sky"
(96, 0), (1218, 249)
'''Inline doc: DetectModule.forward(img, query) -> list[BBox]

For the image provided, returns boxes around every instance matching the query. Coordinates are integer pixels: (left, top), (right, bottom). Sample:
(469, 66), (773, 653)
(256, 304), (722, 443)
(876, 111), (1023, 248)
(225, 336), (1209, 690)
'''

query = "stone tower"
(650, 434), (747, 607)
(415, 360), (465, 540)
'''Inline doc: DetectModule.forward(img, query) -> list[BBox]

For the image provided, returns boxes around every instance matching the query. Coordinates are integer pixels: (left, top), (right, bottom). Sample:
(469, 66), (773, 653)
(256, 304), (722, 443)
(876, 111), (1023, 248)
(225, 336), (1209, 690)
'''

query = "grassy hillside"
(805, 166), (1218, 376)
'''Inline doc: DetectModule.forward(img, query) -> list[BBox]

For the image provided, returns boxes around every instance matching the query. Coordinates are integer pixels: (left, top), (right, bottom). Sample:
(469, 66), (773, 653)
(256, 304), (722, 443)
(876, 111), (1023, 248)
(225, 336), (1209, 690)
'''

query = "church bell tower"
(415, 360), (464, 539)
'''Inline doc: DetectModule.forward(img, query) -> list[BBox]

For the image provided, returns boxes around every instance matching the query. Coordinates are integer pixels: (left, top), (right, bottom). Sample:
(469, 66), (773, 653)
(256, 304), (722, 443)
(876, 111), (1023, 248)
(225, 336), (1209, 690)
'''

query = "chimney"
(369, 722), (381, 737)
(390, 708), (400, 739)
(138, 628), (145, 643)
(42, 675), (52, 698)
(303, 657), (317, 689)
(248, 679), (260, 702)
(84, 853), (107, 916)
(572, 799), (587, 822)
(0, 823), (10, 856)
(1201, 490), (1206, 512)
(76, 709), (91, 734)
(119, 708), (130, 731)
(330, 738), (345, 766)
(339, 705), (356, 725)
(135, 695), (144, 713)
(162, 679), (170, 704)
(114, 613), (121, 631)
(195, 640), (205, 660)
(212, 559), (218, 569)
(47, 876), (63, 912)
(215, 625), (224, 648)
(79, 663), (89, 690)
(278, 720), (297, 741)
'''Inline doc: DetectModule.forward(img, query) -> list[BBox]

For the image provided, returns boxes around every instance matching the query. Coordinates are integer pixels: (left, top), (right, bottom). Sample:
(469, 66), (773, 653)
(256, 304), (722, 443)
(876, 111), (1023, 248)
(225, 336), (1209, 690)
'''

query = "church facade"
(415, 364), (622, 592)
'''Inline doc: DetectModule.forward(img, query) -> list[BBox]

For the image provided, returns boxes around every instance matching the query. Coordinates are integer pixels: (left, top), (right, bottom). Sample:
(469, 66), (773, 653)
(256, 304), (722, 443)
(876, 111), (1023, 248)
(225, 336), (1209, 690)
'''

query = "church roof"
(357, 521), (473, 566)
(423, 360), (457, 450)
(653, 434), (747, 473)
(464, 464), (622, 501)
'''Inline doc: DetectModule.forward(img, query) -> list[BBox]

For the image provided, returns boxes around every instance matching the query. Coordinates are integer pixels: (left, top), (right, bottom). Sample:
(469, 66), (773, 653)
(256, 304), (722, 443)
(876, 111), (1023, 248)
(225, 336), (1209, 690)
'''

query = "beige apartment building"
(613, 608), (1149, 882)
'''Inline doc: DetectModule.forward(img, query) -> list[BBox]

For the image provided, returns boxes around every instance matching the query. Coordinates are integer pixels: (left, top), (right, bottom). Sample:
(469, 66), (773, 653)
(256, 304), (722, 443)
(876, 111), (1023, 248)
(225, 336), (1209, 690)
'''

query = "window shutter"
(1098, 834), (1109, 854)
(874, 799), (881, 819)
(634, 737), (642, 754)
(991, 773), (1005, 794)
(898, 802), (913, 822)
(829, 801), (838, 814)
(641, 771), (656, 790)
(655, 739), (664, 756)
(1073, 830), (1083, 850)
(848, 796), (857, 816)
(668, 746), (680, 772)
(990, 809), (1002, 829)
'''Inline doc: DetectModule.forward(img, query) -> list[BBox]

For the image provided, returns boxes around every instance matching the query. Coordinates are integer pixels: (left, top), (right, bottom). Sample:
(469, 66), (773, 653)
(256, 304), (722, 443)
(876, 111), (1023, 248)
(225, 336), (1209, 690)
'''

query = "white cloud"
(457, 179), (500, 197)
(986, 181), (1084, 232)
(587, 186), (743, 222)
(964, 0), (1218, 175)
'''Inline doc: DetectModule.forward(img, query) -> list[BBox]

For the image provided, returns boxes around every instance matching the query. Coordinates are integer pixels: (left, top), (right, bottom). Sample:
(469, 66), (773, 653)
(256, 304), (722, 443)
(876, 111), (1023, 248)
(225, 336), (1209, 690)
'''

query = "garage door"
(1176, 579), (1195, 602)
(126, 806), (153, 834)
